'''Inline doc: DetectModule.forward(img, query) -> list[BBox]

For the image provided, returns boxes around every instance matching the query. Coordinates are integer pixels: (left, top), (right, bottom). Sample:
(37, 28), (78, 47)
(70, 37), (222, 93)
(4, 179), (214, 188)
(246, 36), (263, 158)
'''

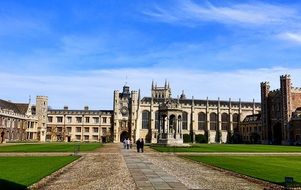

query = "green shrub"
(183, 134), (192, 143)
(195, 134), (208, 143)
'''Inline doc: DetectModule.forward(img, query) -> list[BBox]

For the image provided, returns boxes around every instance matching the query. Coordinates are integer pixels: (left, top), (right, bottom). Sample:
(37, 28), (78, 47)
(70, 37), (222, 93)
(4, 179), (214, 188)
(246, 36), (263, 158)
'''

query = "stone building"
(46, 106), (112, 142)
(0, 99), (37, 143)
(1, 80), (262, 144)
(261, 74), (301, 144)
(113, 81), (261, 144)
(240, 114), (262, 143)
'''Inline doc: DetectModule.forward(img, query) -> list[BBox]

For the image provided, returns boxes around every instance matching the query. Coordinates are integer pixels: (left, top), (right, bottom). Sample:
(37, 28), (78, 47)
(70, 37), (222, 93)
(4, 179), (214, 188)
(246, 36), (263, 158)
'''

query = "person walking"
(141, 138), (144, 153)
(136, 138), (141, 152)
(126, 138), (130, 149)
(123, 138), (127, 149)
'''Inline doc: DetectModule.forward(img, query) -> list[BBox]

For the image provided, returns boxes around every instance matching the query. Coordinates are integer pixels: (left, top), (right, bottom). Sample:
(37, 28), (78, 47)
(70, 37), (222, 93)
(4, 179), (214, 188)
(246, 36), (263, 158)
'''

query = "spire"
(28, 95), (31, 104)
(164, 79), (167, 88)
(152, 80), (154, 90)
(180, 90), (186, 100)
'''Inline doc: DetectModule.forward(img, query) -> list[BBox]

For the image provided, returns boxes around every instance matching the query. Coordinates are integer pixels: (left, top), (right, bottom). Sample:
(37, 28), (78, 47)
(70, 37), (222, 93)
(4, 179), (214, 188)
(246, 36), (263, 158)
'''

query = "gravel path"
(36, 144), (137, 190)
(26, 144), (287, 190)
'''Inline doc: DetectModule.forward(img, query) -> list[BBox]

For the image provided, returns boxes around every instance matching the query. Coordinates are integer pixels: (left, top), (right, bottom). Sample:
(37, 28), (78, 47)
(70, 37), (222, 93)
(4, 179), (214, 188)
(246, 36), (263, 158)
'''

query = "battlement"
(280, 74), (291, 79)
(260, 81), (270, 86)
(36, 96), (48, 99)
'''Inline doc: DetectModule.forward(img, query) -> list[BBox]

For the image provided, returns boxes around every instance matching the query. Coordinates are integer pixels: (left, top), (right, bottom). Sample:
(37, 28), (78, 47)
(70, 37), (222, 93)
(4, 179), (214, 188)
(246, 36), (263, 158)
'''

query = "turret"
(36, 96), (48, 142)
(280, 74), (292, 142)
(260, 81), (270, 143)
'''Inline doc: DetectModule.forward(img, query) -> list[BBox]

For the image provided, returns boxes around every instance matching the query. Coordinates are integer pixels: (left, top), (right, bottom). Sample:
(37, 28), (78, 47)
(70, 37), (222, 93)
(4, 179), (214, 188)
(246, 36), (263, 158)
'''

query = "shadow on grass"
(0, 179), (27, 190)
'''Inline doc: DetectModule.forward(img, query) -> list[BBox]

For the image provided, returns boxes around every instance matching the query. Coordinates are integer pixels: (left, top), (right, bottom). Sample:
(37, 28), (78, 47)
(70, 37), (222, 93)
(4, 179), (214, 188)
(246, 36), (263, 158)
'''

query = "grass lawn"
(151, 144), (301, 152)
(184, 156), (301, 186)
(0, 156), (79, 189)
(0, 143), (102, 152)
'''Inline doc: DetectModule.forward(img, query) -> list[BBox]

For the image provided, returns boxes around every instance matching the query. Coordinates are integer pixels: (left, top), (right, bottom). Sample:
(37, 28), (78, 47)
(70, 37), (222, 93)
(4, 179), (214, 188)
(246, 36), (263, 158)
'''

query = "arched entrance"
(120, 131), (129, 142)
(273, 122), (282, 144)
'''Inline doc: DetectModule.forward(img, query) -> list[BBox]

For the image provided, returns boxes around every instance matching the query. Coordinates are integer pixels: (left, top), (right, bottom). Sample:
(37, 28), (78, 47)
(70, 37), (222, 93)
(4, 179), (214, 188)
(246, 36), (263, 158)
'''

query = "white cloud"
(278, 32), (301, 44)
(144, 1), (299, 27)
(1, 67), (301, 110)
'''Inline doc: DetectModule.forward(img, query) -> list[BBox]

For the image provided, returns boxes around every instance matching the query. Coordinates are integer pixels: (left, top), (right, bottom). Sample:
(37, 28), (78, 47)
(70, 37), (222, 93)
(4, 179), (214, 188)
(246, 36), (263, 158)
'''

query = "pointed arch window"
(221, 113), (229, 130)
(210, 112), (217, 130)
(142, 110), (150, 129)
(182, 112), (188, 130)
(198, 112), (206, 130)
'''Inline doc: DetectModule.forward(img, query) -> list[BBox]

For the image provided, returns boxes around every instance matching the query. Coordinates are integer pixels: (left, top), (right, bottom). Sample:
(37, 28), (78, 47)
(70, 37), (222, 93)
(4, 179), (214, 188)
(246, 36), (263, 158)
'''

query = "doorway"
(120, 131), (129, 142)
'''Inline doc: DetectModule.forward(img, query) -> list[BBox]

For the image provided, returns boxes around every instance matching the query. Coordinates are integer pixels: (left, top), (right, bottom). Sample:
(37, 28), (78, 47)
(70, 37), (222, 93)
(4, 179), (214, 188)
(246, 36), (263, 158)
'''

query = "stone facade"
(46, 106), (112, 142)
(240, 114), (262, 143)
(0, 99), (37, 143)
(261, 75), (301, 145)
(113, 81), (261, 143)
(1, 81), (262, 144)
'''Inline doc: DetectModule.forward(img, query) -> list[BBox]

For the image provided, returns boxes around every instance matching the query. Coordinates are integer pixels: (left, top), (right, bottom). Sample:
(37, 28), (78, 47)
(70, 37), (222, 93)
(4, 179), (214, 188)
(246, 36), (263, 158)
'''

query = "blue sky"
(1, 0), (301, 109)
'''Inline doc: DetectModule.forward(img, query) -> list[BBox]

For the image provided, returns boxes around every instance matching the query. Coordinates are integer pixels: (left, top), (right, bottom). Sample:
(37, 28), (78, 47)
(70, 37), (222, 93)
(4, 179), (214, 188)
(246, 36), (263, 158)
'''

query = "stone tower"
(36, 96), (48, 142)
(113, 85), (139, 142)
(151, 80), (171, 100)
(260, 81), (270, 144)
(280, 74), (292, 143)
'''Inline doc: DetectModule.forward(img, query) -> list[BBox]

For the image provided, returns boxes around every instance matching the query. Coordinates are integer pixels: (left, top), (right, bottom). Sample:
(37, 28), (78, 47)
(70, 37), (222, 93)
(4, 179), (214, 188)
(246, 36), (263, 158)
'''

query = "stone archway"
(273, 122), (282, 144)
(120, 131), (129, 142)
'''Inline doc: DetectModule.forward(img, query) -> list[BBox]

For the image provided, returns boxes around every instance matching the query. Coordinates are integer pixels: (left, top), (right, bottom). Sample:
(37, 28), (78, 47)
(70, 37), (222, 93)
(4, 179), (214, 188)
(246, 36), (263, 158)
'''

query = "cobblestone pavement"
(27, 144), (284, 190)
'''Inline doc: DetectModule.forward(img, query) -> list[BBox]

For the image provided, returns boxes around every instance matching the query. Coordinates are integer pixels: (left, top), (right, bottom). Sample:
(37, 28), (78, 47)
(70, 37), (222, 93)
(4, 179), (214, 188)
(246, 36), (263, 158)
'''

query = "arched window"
(182, 112), (188, 130)
(232, 113), (239, 131)
(142, 111), (150, 129)
(155, 111), (159, 129)
(210, 112), (217, 130)
(198, 112), (206, 130)
(221, 113), (229, 130)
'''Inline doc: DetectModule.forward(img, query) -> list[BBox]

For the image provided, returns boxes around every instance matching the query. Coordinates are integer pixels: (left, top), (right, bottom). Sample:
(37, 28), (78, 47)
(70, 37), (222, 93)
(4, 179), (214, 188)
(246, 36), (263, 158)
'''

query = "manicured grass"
(0, 143), (102, 152)
(151, 144), (301, 152)
(0, 156), (79, 189)
(184, 156), (301, 185)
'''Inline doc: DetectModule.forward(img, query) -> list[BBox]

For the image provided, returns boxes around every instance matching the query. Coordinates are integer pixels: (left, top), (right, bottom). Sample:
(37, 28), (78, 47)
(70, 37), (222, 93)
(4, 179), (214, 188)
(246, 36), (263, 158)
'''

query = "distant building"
(0, 99), (37, 142)
(1, 80), (262, 144)
(261, 74), (301, 144)
(113, 81), (261, 144)
(240, 114), (262, 143)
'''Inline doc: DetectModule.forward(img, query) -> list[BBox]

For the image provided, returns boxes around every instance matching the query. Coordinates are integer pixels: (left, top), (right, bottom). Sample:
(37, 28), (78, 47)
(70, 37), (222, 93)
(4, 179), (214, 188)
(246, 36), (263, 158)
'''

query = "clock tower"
(113, 85), (139, 142)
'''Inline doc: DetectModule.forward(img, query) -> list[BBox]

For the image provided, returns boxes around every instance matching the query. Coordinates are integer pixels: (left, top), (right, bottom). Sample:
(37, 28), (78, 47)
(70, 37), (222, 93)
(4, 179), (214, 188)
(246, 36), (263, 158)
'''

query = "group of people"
(122, 137), (144, 153)
(123, 138), (132, 149)
(136, 138), (144, 153)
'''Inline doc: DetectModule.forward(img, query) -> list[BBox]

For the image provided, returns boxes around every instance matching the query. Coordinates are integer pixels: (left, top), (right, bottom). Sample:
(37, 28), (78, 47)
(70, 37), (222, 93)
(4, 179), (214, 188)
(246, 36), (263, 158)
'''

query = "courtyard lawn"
(151, 144), (301, 152)
(0, 156), (79, 189)
(0, 143), (102, 152)
(184, 156), (301, 185)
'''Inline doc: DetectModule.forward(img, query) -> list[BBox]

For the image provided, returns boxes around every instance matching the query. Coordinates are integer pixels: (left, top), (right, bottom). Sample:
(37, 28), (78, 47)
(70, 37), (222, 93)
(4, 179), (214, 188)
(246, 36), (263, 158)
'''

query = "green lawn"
(151, 144), (301, 152)
(0, 143), (102, 152)
(184, 156), (301, 185)
(0, 156), (79, 189)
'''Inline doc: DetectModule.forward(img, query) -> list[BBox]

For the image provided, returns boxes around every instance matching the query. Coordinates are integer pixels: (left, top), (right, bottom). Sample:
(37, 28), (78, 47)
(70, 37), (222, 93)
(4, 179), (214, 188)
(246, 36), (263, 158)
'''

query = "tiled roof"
(0, 99), (29, 114)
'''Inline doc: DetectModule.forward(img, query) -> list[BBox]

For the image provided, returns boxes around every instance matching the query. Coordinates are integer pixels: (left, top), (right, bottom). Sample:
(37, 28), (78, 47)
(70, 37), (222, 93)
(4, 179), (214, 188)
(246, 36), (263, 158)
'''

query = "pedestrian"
(126, 139), (130, 149)
(126, 138), (130, 149)
(0, 130), (4, 143)
(136, 138), (141, 152)
(141, 138), (144, 153)
(130, 139), (133, 149)
(123, 138), (127, 149)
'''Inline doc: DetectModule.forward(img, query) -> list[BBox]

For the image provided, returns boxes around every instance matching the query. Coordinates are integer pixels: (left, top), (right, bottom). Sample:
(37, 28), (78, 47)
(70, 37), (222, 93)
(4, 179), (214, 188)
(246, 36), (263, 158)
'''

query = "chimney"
(84, 106), (89, 111)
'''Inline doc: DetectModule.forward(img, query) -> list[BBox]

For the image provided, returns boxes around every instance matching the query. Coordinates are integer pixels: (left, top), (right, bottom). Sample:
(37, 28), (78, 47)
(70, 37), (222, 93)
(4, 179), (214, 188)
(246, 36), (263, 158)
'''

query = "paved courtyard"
(30, 143), (274, 190)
